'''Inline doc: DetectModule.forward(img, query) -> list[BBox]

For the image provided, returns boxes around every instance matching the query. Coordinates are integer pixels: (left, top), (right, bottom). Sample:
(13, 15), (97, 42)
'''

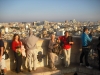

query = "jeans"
(80, 47), (90, 66)
(14, 52), (22, 73)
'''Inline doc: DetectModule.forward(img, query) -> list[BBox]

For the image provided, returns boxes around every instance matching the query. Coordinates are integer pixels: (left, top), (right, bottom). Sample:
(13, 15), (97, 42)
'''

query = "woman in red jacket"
(12, 34), (22, 73)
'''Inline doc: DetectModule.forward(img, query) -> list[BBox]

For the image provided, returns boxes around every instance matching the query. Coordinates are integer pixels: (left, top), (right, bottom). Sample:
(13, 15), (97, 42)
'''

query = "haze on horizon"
(0, 0), (100, 22)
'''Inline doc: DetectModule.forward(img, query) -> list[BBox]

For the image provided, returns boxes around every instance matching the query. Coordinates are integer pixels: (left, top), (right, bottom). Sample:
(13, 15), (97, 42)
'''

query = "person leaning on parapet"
(59, 31), (74, 67)
(11, 34), (22, 73)
(23, 29), (39, 72)
(0, 31), (7, 75)
(80, 27), (93, 69)
(48, 33), (58, 70)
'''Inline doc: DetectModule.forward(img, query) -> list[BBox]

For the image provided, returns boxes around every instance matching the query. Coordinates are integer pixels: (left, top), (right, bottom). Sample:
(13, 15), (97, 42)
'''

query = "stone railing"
(4, 37), (99, 71)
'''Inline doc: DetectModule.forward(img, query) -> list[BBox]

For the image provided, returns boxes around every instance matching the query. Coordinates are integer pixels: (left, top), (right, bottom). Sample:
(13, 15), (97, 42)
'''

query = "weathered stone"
(4, 37), (100, 72)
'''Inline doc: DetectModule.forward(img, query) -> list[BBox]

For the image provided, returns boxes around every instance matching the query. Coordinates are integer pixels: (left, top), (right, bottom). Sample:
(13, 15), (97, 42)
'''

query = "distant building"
(5, 27), (9, 33)
(56, 30), (65, 36)
(65, 20), (68, 23)
(43, 20), (49, 25)
(70, 20), (73, 24)
(73, 19), (77, 23)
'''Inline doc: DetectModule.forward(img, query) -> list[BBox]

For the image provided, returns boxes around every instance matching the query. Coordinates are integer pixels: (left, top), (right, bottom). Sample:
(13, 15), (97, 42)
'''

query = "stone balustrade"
(4, 37), (99, 71)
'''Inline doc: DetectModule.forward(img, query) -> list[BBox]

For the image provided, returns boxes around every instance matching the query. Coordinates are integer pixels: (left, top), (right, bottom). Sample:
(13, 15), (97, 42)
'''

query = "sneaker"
(54, 67), (57, 70)
(86, 66), (93, 69)
(51, 67), (57, 70)
(60, 56), (64, 59)
(80, 63), (84, 66)
(28, 69), (32, 72)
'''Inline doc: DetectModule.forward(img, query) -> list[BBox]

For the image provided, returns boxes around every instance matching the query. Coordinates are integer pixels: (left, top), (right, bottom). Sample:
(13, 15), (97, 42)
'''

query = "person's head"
(64, 31), (69, 37)
(83, 27), (88, 34)
(50, 33), (55, 40)
(12, 34), (20, 41)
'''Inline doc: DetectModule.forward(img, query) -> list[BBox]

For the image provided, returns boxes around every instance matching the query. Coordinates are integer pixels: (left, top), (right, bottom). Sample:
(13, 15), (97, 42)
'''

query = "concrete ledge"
(4, 37), (99, 71)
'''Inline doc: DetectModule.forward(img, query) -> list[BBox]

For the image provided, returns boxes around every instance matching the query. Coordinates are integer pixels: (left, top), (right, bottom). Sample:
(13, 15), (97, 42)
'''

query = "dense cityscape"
(0, 0), (100, 75)
(0, 19), (100, 40)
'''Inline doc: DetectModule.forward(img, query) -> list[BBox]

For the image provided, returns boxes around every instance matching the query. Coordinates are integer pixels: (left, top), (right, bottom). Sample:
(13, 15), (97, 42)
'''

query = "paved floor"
(5, 63), (100, 75)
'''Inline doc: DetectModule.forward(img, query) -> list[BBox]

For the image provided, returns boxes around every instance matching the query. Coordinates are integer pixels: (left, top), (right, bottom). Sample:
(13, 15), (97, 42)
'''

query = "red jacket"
(12, 40), (21, 52)
(59, 36), (71, 50)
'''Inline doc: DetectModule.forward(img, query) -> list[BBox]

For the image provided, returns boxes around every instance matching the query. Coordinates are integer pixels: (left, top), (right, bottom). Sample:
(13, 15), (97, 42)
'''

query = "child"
(21, 42), (26, 69)
(21, 42), (26, 57)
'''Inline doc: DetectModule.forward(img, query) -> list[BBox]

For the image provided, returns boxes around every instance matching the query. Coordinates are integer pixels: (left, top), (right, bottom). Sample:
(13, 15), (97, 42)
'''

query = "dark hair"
(83, 27), (88, 32)
(64, 31), (69, 34)
(12, 34), (20, 41)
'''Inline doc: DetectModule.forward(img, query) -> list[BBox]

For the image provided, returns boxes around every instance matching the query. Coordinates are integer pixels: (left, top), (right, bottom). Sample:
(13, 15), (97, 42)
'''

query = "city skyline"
(0, 0), (100, 22)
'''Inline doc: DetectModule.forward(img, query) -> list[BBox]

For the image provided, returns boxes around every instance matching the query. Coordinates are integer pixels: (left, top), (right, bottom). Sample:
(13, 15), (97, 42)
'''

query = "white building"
(5, 27), (9, 33)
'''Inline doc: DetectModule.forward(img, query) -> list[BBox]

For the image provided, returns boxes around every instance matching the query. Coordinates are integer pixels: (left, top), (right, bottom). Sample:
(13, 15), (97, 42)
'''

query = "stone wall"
(5, 37), (99, 70)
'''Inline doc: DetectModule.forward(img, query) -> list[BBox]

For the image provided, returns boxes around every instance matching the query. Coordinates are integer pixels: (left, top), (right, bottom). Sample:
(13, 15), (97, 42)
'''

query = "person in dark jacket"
(97, 36), (100, 70)
(0, 31), (7, 75)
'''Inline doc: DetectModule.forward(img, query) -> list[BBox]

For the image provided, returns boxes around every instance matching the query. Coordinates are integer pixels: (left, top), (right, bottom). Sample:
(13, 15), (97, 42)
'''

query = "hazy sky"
(0, 0), (100, 22)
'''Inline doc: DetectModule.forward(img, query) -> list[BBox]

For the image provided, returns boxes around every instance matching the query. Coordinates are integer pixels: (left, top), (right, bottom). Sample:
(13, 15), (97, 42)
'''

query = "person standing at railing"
(11, 34), (22, 73)
(80, 27), (93, 69)
(59, 31), (74, 67)
(23, 29), (39, 72)
(48, 33), (58, 70)
(0, 31), (7, 75)
(97, 36), (100, 71)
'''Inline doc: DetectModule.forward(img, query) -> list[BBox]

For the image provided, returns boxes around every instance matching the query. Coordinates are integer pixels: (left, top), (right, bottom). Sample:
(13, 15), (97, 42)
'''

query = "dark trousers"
(14, 52), (22, 73)
(80, 47), (90, 66)
(98, 50), (100, 69)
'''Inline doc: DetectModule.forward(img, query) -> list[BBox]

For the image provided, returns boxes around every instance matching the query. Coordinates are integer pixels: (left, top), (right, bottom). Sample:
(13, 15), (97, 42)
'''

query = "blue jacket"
(81, 32), (92, 46)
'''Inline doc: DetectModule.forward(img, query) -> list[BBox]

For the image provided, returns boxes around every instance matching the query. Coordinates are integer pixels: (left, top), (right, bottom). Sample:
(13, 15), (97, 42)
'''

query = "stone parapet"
(4, 37), (99, 70)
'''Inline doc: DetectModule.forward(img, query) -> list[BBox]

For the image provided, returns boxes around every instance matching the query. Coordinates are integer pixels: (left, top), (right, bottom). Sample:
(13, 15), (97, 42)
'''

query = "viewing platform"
(4, 37), (100, 75)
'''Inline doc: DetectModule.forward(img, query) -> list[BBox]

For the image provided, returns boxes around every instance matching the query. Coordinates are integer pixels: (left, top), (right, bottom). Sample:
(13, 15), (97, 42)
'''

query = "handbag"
(52, 44), (62, 55)
(3, 51), (9, 60)
(52, 48), (58, 54)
